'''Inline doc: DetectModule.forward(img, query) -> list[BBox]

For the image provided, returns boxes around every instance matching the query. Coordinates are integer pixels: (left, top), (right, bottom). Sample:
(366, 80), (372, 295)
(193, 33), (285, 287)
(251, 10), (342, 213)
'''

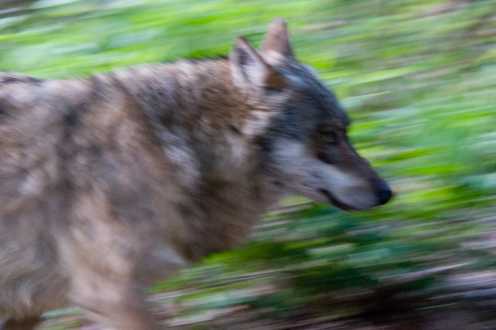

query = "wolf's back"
(0, 73), (44, 85)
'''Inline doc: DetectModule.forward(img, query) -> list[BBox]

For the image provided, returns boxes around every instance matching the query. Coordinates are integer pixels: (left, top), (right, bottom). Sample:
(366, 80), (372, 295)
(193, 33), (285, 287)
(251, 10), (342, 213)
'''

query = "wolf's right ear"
(230, 37), (286, 90)
(261, 18), (293, 59)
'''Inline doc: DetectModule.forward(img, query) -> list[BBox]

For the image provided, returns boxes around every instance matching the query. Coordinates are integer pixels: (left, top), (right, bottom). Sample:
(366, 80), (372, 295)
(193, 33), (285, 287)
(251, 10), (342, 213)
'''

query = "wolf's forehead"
(314, 84), (350, 126)
(286, 63), (350, 126)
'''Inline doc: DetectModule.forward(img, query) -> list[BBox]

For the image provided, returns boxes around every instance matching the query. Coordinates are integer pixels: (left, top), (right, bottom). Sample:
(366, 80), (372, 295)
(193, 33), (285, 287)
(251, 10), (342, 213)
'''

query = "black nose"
(375, 181), (393, 205)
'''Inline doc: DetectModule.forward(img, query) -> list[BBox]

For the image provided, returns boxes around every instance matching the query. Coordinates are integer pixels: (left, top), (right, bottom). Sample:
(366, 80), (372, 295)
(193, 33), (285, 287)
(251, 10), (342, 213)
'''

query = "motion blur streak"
(0, 0), (495, 329)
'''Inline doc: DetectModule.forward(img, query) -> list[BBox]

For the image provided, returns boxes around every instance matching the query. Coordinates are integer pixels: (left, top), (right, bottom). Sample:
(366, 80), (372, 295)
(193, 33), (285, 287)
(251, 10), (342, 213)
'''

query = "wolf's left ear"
(230, 37), (286, 90)
(261, 18), (294, 59)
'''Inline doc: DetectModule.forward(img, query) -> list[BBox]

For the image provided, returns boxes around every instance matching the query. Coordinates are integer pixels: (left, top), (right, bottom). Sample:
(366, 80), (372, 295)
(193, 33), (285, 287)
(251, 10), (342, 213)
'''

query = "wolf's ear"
(230, 37), (286, 90)
(261, 18), (293, 59)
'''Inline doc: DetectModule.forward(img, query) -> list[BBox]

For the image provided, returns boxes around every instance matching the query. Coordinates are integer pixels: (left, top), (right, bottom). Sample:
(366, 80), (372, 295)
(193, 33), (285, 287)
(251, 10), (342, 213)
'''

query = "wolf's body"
(0, 20), (391, 329)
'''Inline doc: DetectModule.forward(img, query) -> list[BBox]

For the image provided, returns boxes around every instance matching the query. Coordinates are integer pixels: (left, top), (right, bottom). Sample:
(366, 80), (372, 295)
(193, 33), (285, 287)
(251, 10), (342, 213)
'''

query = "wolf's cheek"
(270, 140), (379, 209)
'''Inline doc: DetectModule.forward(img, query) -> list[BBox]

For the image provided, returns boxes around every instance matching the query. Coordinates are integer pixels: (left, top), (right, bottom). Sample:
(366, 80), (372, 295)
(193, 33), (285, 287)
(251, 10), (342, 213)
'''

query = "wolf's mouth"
(318, 188), (355, 211)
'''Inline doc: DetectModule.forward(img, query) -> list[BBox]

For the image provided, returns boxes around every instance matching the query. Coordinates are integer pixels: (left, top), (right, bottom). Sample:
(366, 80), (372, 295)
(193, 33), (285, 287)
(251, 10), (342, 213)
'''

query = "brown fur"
(0, 19), (391, 329)
(0, 55), (280, 330)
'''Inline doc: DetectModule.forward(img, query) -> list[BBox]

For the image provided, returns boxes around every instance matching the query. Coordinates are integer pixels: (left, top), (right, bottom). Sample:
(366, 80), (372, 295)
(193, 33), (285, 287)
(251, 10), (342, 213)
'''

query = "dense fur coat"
(0, 19), (391, 329)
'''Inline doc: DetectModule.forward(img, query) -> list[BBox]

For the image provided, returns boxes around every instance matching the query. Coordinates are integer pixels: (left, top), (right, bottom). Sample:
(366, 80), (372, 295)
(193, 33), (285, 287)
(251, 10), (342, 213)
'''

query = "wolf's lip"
(318, 188), (355, 211)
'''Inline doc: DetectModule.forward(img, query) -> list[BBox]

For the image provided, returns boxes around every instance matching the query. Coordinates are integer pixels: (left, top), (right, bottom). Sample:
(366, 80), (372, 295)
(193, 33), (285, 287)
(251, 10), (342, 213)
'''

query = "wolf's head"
(230, 19), (392, 211)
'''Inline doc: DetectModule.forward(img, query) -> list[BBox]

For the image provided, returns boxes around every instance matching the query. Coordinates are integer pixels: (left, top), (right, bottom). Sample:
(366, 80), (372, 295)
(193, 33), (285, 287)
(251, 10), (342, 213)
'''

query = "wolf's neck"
(115, 59), (267, 180)
(115, 59), (250, 130)
(113, 61), (280, 254)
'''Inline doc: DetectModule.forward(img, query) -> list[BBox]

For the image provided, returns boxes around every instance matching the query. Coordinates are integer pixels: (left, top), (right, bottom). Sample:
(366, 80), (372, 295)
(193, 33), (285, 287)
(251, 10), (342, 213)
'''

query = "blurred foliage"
(1, 0), (496, 328)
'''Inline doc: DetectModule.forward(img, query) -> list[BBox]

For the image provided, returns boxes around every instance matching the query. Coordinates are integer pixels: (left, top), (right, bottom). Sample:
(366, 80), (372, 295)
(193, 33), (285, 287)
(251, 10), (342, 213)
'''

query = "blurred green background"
(1, 0), (495, 329)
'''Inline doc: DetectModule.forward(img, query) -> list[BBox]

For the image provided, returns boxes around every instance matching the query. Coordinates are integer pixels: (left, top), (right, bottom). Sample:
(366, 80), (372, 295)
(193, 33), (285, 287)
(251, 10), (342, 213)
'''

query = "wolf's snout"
(373, 180), (393, 205)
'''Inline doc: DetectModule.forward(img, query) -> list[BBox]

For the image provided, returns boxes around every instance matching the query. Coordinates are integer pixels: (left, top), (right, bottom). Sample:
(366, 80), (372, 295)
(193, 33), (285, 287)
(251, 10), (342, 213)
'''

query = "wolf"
(0, 19), (392, 329)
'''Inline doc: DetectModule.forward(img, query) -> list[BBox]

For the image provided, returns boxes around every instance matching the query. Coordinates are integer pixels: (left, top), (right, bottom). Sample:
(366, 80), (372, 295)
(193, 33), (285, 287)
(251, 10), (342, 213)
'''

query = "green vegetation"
(1, 0), (495, 328)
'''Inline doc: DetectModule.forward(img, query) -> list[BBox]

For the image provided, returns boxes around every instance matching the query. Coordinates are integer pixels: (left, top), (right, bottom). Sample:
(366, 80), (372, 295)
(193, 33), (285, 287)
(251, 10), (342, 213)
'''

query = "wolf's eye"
(319, 128), (338, 146)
